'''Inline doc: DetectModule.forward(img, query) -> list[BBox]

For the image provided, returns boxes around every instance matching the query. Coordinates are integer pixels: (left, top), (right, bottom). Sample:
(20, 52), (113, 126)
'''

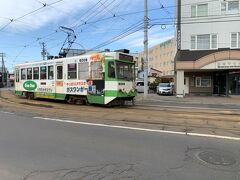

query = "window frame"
(230, 32), (240, 48)
(195, 76), (211, 88)
(191, 3), (208, 17)
(40, 66), (47, 80)
(15, 69), (20, 83)
(67, 63), (77, 79)
(57, 65), (63, 80)
(221, 1), (239, 15)
(108, 61), (116, 79)
(91, 61), (103, 80)
(27, 68), (32, 80)
(33, 67), (39, 80)
(78, 62), (89, 80)
(21, 68), (26, 80)
(191, 34), (218, 50)
(48, 65), (54, 80)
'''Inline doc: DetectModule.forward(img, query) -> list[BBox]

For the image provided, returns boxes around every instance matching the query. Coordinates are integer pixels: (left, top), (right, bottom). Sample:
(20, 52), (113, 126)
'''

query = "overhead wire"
(88, 20), (144, 51)
(5, 0), (236, 63)
(0, 0), (64, 31)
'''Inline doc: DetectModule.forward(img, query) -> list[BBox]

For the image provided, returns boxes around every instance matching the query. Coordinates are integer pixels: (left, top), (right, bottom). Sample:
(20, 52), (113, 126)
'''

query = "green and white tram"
(15, 51), (137, 106)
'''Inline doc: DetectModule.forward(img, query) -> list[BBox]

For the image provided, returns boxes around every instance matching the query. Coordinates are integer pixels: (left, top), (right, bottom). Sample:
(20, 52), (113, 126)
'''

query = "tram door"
(55, 65), (64, 99)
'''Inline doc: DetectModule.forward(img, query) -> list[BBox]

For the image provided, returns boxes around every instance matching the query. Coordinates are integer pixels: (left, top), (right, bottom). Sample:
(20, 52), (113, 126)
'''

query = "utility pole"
(40, 42), (47, 60)
(144, 0), (149, 99)
(0, 53), (6, 87)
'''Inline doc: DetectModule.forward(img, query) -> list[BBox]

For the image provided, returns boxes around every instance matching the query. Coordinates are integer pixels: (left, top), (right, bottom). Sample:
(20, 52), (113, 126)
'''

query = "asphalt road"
(0, 111), (239, 180)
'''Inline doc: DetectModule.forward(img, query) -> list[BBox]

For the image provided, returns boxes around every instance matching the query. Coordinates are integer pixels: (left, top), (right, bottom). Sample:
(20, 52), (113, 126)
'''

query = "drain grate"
(186, 147), (240, 171)
(197, 150), (236, 166)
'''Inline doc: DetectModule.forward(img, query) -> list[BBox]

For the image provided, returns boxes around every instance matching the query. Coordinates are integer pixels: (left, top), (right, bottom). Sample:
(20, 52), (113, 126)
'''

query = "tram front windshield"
(116, 61), (134, 81)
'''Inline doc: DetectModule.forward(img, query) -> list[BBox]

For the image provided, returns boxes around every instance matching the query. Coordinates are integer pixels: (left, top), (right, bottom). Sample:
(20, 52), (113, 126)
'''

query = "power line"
(70, 0), (107, 28)
(0, 0), (64, 32)
(5, 0), (234, 63)
(88, 20), (144, 51)
(77, 0), (124, 33)
(72, 0), (116, 29)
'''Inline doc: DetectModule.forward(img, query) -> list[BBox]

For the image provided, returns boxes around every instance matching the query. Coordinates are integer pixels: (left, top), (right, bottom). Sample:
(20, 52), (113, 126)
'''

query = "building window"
(231, 32), (240, 48)
(196, 76), (211, 87)
(221, 1), (239, 14)
(33, 67), (39, 80)
(191, 36), (196, 49)
(68, 63), (77, 79)
(191, 34), (217, 50)
(211, 34), (217, 49)
(191, 4), (208, 17)
(197, 34), (210, 49)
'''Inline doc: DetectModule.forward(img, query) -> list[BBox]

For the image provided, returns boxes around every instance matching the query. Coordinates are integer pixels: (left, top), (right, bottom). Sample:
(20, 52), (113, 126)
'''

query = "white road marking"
(0, 111), (14, 114)
(33, 117), (240, 141)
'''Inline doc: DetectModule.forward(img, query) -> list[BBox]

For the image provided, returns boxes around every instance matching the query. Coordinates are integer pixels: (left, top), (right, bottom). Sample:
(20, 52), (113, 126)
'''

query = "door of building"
(228, 74), (240, 95)
(213, 74), (226, 95)
(184, 77), (189, 95)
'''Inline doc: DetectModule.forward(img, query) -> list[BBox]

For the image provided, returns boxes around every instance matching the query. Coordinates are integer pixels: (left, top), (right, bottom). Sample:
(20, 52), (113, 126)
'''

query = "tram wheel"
(26, 92), (34, 100)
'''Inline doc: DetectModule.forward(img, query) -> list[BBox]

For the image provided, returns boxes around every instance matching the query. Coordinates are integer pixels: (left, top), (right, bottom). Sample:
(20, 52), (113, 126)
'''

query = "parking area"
(135, 93), (240, 110)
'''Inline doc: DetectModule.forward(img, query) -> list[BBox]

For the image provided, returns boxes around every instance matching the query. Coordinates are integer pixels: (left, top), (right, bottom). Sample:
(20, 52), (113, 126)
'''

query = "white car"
(136, 80), (149, 93)
(157, 83), (174, 95)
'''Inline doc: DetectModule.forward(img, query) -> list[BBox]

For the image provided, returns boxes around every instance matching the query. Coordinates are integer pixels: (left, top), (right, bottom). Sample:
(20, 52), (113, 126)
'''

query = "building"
(0, 67), (8, 88)
(175, 0), (240, 97)
(138, 38), (176, 79)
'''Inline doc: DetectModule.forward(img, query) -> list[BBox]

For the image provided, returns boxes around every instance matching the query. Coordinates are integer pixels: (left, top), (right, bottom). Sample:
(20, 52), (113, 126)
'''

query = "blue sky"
(0, 0), (175, 72)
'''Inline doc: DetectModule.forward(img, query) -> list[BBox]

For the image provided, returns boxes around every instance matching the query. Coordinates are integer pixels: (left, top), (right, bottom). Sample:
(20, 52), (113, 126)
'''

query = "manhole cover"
(197, 150), (236, 166)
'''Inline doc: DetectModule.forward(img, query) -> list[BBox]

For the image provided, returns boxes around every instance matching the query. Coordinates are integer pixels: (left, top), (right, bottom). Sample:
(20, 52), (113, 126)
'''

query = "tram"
(15, 51), (137, 106)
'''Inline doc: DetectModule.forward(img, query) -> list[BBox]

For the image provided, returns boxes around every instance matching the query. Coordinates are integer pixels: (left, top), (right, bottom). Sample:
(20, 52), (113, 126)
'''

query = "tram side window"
(108, 61), (115, 78)
(48, 65), (54, 80)
(15, 69), (19, 82)
(27, 68), (32, 80)
(91, 61), (103, 79)
(68, 63), (77, 79)
(33, 67), (39, 80)
(57, 66), (63, 80)
(78, 62), (89, 80)
(40, 66), (47, 80)
(21, 68), (26, 80)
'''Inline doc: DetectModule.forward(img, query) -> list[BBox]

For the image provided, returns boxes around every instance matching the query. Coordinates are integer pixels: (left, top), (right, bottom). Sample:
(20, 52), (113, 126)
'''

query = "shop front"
(175, 50), (240, 97)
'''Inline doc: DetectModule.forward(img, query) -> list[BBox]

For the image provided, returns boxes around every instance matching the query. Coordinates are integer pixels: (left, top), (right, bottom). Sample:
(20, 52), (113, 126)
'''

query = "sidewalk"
(136, 93), (240, 108)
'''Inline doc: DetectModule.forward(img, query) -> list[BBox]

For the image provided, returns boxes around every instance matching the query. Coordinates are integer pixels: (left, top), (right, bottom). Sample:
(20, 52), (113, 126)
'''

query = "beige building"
(175, 0), (240, 97)
(138, 38), (176, 78)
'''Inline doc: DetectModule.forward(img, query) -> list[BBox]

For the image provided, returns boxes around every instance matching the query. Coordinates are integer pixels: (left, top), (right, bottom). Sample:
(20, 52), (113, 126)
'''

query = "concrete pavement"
(135, 93), (240, 110)
(0, 111), (239, 180)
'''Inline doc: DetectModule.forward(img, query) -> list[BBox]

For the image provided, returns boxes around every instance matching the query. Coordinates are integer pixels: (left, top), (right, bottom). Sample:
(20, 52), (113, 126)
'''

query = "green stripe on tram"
(105, 90), (137, 97)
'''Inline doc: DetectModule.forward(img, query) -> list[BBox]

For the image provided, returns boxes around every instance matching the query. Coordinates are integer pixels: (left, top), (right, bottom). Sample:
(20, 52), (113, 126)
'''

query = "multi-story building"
(175, 0), (240, 97)
(138, 38), (176, 79)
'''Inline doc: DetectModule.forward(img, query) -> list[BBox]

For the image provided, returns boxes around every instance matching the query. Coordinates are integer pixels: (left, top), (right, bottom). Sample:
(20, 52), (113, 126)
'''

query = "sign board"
(201, 60), (240, 70)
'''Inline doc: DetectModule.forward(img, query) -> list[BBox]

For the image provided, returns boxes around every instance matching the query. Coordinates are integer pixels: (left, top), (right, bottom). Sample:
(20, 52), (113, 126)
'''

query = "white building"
(175, 0), (240, 96)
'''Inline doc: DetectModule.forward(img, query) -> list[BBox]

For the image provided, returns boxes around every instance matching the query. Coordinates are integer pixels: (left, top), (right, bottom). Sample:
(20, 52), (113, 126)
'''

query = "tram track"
(0, 90), (240, 138)
(1, 90), (240, 118)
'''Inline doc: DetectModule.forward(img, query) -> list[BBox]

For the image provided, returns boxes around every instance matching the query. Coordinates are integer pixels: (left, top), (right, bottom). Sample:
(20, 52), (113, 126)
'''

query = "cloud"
(117, 26), (175, 49)
(0, 0), (90, 31)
